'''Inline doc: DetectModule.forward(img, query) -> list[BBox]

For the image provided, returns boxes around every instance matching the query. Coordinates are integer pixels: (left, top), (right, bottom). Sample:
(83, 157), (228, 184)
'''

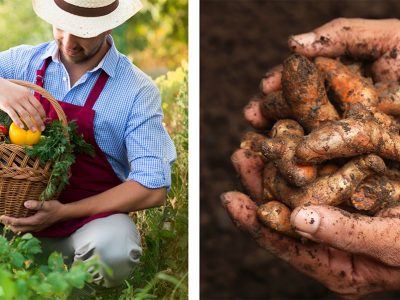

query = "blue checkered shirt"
(0, 36), (176, 189)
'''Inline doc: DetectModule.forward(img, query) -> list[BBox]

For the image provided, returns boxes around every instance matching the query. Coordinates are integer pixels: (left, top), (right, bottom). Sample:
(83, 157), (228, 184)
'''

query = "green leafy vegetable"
(26, 120), (95, 201)
(0, 109), (12, 128)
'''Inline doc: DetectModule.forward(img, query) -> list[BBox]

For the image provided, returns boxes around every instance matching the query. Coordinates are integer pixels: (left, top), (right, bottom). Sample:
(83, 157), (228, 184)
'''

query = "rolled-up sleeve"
(0, 47), (18, 78)
(125, 82), (176, 189)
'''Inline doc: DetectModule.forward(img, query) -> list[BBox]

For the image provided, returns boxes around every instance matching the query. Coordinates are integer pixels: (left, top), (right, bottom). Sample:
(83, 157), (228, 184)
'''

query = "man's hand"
(222, 190), (400, 299)
(226, 146), (400, 298)
(0, 78), (46, 132)
(0, 200), (65, 233)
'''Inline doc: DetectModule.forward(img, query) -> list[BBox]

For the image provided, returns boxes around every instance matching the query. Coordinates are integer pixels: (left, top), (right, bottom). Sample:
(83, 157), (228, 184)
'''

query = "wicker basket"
(0, 80), (68, 218)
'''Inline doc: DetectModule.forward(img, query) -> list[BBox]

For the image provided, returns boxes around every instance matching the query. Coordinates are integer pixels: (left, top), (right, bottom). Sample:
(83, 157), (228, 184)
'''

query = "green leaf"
(65, 268), (90, 289)
(10, 252), (25, 268)
(47, 252), (65, 273)
(47, 272), (69, 293)
(0, 267), (16, 299)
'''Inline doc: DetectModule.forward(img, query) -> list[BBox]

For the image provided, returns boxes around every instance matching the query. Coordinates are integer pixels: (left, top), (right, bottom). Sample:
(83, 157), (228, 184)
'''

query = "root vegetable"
(282, 54), (340, 131)
(263, 162), (295, 205)
(318, 163), (339, 176)
(262, 120), (317, 187)
(296, 116), (400, 164)
(351, 176), (400, 214)
(256, 91), (293, 127)
(257, 201), (298, 237)
(315, 57), (378, 112)
(265, 155), (385, 208)
(270, 119), (304, 138)
(240, 131), (267, 155)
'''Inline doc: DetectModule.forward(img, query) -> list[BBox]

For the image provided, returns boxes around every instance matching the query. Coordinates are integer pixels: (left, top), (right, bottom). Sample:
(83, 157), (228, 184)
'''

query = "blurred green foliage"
(0, 0), (52, 49)
(114, 0), (188, 72)
(123, 62), (188, 300)
(0, 232), (100, 299)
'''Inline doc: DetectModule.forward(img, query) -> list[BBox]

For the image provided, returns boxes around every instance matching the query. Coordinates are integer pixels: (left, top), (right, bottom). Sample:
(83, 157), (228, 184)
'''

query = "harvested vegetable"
(295, 115), (400, 164)
(25, 120), (95, 200)
(9, 122), (41, 146)
(232, 53), (400, 236)
(282, 54), (339, 131)
(261, 120), (317, 187)
(351, 176), (400, 214)
(315, 56), (378, 112)
(257, 201), (298, 237)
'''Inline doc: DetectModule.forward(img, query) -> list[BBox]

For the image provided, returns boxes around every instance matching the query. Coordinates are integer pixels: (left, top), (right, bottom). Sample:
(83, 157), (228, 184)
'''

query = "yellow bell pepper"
(9, 122), (41, 146)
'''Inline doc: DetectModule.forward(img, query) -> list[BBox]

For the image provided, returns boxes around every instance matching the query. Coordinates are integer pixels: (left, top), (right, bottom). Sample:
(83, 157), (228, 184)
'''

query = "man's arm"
(0, 180), (166, 233)
(63, 180), (167, 217)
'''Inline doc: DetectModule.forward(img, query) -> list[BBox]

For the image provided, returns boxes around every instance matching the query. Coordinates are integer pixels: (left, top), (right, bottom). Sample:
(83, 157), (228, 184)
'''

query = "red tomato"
(0, 124), (8, 135)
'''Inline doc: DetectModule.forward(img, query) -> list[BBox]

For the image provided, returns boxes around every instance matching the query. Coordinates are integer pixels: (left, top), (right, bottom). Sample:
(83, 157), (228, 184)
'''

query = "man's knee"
(72, 214), (142, 287)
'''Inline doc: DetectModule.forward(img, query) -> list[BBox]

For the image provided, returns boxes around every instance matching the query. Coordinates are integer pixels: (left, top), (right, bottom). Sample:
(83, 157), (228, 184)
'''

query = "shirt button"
(62, 77), (67, 81)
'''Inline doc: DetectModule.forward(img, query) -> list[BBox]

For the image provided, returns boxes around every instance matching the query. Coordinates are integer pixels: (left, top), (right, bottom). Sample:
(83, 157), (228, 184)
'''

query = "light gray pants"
(39, 213), (142, 288)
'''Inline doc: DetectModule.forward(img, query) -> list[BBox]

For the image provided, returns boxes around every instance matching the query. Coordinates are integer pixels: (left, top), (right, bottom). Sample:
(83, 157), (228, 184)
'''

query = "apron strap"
(34, 57), (52, 100)
(84, 71), (109, 109)
(34, 57), (109, 110)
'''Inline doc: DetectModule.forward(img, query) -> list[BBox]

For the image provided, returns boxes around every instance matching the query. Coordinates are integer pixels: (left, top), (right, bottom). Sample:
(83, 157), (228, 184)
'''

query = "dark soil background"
(200, 1), (400, 299)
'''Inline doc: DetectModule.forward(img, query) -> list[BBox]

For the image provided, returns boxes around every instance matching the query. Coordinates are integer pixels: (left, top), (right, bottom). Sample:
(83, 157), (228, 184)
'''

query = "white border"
(188, 0), (199, 298)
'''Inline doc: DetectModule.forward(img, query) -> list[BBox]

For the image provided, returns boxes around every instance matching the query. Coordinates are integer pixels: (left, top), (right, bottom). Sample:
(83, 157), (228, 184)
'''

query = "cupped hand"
(0, 78), (46, 132)
(0, 200), (65, 233)
(222, 190), (400, 300)
(225, 148), (400, 298)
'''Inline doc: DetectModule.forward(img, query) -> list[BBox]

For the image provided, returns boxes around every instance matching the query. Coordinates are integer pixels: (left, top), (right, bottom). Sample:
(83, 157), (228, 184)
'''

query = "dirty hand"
(222, 189), (400, 299)
(0, 200), (65, 233)
(248, 18), (400, 129)
(224, 149), (400, 298)
(0, 78), (46, 132)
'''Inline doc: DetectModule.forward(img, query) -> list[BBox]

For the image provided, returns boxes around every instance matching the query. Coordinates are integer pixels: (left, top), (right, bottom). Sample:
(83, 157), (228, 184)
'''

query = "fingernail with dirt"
(290, 32), (316, 46)
(291, 206), (320, 236)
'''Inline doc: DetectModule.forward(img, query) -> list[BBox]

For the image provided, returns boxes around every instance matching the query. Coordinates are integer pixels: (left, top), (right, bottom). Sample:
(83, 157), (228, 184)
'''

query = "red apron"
(33, 57), (123, 237)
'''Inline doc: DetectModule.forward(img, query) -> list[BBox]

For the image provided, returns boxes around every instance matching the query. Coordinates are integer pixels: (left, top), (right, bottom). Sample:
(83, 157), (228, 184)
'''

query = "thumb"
(291, 205), (400, 267)
(24, 200), (44, 210)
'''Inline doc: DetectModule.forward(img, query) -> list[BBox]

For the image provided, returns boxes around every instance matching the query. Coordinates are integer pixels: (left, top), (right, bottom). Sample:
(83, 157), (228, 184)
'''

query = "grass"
(116, 62), (189, 300)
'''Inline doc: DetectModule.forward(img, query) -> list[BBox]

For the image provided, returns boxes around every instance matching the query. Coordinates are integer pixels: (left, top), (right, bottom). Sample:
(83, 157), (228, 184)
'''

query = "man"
(0, 0), (176, 288)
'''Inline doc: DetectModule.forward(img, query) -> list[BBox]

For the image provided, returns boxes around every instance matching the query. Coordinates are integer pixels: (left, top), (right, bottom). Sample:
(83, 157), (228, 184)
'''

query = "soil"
(200, 1), (400, 299)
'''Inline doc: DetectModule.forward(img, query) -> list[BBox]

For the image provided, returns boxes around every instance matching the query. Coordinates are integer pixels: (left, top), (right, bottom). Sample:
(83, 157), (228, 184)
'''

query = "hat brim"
(32, 0), (142, 38)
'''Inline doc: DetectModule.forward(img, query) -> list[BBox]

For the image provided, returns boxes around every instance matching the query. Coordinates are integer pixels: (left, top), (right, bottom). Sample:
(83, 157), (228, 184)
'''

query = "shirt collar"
(39, 35), (118, 78)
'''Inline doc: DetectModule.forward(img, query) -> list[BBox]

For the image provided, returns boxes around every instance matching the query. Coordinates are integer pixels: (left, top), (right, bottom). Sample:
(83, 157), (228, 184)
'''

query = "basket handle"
(8, 79), (69, 138)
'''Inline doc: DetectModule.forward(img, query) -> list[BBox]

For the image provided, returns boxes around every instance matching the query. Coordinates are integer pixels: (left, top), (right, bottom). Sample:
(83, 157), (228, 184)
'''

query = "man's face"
(53, 27), (111, 64)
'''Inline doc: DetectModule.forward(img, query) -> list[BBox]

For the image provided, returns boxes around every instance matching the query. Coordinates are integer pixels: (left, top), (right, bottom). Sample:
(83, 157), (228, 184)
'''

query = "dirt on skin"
(201, 1), (400, 299)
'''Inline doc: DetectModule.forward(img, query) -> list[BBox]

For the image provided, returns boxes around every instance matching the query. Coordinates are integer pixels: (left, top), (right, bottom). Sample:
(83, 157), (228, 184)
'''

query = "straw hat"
(32, 0), (142, 38)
